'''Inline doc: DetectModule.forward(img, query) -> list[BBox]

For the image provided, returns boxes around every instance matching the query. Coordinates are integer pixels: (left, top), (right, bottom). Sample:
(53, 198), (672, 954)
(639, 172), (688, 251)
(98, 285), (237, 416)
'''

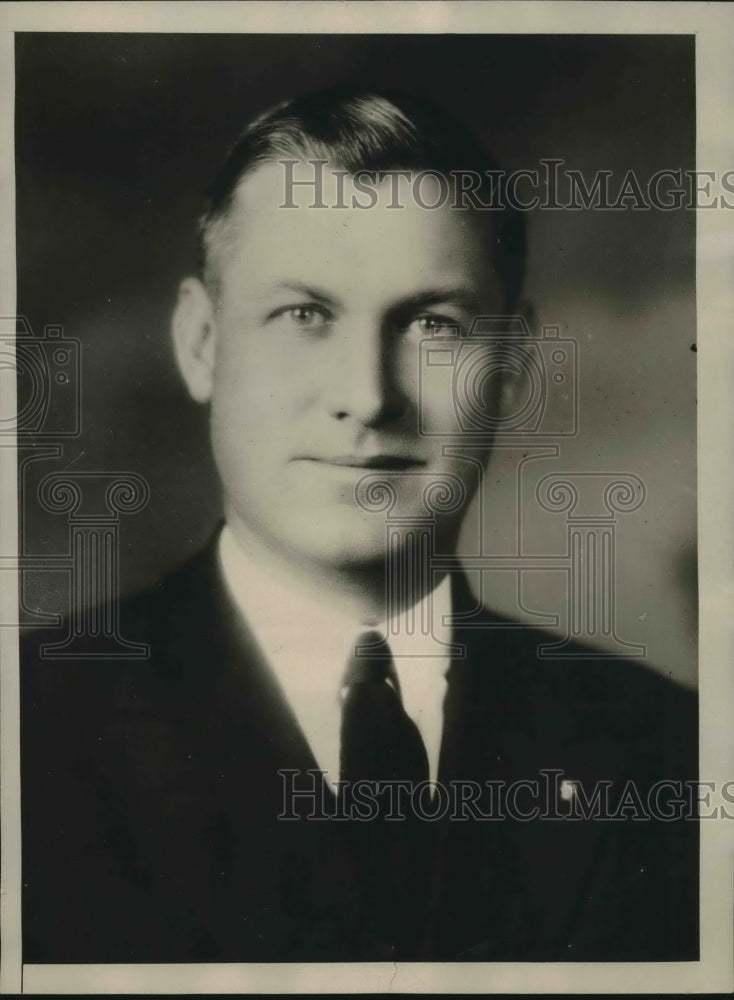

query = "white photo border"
(1, 1), (732, 995)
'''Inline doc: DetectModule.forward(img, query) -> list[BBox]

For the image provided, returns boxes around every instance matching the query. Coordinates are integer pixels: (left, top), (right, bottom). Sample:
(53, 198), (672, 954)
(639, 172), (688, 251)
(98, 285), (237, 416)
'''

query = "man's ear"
(499, 297), (537, 417)
(171, 277), (218, 403)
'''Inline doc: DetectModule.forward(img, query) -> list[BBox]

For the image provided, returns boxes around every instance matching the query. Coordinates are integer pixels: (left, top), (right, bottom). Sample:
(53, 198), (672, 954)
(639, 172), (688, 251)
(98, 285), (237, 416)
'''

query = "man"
(21, 87), (697, 963)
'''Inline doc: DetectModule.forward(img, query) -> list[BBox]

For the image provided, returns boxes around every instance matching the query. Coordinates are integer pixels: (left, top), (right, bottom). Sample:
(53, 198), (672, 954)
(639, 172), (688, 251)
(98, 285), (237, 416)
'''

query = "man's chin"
(230, 495), (463, 575)
(277, 513), (456, 575)
(285, 528), (392, 572)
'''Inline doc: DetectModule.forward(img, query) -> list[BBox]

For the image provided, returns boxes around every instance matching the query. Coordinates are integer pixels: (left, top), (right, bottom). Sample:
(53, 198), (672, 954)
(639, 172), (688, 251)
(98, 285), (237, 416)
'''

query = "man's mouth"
(298, 455), (427, 471)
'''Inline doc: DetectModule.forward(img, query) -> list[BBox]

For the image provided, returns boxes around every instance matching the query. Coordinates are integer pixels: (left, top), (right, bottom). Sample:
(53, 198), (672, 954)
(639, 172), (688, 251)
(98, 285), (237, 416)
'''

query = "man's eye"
(284, 305), (331, 329)
(406, 315), (462, 337)
(267, 304), (332, 333)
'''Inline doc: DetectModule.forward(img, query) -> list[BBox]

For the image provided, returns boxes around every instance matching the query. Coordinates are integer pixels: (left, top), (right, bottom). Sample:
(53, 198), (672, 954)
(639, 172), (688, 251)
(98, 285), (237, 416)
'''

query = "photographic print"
(1, 2), (732, 995)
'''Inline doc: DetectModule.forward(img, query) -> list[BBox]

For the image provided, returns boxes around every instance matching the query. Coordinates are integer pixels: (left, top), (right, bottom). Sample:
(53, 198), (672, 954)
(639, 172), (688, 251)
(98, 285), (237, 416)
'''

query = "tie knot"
(342, 630), (395, 687)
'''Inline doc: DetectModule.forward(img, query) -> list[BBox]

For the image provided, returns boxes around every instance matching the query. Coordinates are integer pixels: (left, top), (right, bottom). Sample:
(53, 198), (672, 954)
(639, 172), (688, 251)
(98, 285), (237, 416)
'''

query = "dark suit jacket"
(21, 539), (698, 963)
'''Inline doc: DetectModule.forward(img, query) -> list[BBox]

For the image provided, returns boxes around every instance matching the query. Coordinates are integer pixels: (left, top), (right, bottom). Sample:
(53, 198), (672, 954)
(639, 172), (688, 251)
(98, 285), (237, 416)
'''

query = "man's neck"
(223, 516), (449, 625)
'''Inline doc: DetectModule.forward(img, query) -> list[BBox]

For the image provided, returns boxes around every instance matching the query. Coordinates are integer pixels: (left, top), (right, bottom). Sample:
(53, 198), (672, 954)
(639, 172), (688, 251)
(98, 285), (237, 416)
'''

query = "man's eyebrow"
(393, 289), (481, 314)
(264, 281), (341, 306)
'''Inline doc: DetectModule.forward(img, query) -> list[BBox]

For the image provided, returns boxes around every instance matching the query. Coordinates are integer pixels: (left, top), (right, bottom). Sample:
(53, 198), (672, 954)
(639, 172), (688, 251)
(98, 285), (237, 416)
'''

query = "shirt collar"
(217, 524), (452, 694)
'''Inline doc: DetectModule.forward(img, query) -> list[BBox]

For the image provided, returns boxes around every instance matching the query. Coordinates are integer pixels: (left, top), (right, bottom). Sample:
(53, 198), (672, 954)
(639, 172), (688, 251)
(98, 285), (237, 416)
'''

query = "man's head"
(172, 87), (527, 580)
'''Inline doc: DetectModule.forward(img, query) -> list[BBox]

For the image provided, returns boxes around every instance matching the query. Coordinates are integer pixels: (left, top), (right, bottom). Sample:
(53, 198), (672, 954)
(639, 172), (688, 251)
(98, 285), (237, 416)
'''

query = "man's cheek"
(422, 398), (463, 436)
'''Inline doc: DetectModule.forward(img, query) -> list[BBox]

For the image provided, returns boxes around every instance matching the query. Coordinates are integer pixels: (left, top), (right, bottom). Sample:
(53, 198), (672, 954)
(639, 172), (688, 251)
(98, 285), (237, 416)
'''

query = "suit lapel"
(117, 540), (393, 959)
(427, 575), (615, 958)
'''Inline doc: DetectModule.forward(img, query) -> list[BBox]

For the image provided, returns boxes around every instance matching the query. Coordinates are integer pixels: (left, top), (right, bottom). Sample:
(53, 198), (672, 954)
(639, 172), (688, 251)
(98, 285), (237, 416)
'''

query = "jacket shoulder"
(457, 599), (697, 779)
(20, 544), (223, 712)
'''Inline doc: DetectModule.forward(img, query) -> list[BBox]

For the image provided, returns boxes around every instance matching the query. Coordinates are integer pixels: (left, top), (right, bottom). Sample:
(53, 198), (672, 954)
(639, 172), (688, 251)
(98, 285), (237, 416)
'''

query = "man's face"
(192, 161), (505, 570)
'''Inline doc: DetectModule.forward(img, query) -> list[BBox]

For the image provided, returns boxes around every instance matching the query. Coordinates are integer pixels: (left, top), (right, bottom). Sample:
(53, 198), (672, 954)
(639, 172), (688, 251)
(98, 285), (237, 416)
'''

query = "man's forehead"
(233, 158), (451, 210)
(224, 159), (493, 264)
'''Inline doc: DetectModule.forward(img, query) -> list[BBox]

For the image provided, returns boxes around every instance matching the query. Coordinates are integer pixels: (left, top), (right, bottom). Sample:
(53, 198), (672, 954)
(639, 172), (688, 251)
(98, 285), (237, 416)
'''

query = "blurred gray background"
(15, 33), (696, 686)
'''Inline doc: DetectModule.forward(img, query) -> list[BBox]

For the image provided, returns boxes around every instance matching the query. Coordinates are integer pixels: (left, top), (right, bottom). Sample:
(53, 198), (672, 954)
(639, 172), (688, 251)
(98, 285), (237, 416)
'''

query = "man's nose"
(325, 325), (407, 427)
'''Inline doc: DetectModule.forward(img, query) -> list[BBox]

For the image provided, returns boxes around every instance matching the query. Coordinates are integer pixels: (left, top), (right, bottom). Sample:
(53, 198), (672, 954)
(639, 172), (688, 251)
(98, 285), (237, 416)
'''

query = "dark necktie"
(339, 630), (431, 956)
(339, 630), (429, 788)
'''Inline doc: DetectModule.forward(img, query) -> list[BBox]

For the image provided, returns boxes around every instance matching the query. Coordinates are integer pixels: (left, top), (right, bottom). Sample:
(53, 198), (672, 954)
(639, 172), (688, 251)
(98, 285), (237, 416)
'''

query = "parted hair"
(197, 86), (526, 308)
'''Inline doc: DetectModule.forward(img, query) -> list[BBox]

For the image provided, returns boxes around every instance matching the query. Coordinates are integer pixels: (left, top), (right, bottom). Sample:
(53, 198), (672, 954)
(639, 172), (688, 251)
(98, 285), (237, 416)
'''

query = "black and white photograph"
(1, 2), (732, 995)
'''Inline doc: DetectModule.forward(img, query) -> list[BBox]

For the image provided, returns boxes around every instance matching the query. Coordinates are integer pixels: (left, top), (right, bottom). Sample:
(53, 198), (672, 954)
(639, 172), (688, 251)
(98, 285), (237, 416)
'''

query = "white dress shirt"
(218, 526), (453, 790)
